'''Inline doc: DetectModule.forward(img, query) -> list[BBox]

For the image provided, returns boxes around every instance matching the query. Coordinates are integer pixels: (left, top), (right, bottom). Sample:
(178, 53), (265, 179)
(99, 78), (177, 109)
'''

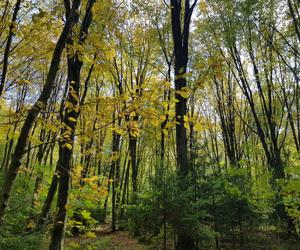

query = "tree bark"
(36, 164), (59, 228)
(170, 1), (197, 249)
(0, 0), (22, 97)
(50, 1), (95, 248)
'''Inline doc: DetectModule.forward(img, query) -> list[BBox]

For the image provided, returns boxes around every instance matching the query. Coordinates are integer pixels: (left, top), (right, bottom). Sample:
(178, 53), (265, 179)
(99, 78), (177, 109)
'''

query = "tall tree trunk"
(111, 115), (121, 232)
(49, 1), (95, 248)
(0, 0), (22, 97)
(129, 133), (138, 201)
(170, 1), (197, 249)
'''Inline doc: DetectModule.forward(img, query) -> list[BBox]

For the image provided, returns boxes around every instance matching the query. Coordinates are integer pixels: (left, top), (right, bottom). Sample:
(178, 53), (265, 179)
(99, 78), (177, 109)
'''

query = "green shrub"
(0, 233), (48, 250)
(124, 171), (214, 245)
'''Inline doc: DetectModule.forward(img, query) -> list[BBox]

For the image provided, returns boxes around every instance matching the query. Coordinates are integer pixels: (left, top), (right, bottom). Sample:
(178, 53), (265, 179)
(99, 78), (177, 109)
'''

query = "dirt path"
(65, 224), (149, 250)
(95, 224), (147, 249)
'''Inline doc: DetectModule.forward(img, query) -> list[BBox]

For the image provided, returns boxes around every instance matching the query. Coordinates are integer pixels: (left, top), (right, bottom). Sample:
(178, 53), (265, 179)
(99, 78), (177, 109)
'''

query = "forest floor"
(65, 224), (150, 250)
(65, 224), (300, 250)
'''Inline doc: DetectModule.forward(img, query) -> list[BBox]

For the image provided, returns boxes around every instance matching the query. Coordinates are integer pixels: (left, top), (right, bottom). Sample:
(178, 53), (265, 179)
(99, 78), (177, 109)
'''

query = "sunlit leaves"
(68, 117), (77, 122)
(64, 143), (72, 150)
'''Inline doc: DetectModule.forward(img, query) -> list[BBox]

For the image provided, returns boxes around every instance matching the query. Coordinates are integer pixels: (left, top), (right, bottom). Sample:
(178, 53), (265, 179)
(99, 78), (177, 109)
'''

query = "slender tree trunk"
(103, 166), (113, 217)
(129, 133), (138, 201)
(116, 148), (128, 211)
(120, 159), (130, 220)
(111, 116), (121, 232)
(31, 128), (51, 207)
(37, 165), (59, 228)
(287, 0), (300, 42)
(0, 0), (22, 97)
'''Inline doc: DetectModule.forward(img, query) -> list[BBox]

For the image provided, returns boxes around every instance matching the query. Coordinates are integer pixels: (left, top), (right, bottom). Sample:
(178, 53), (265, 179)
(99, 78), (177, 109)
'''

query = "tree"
(49, 0), (96, 248)
(0, 0), (22, 97)
(170, 0), (198, 249)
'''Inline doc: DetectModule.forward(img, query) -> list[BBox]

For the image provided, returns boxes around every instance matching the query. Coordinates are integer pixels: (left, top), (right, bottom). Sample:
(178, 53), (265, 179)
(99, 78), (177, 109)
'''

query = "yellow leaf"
(130, 111), (137, 117)
(65, 143), (72, 150)
(151, 118), (161, 127)
(184, 122), (189, 129)
(114, 127), (124, 135)
(199, 0), (207, 12)
(73, 105), (80, 112)
(70, 92), (79, 102)
(65, 101), (72, 109)
(36, 101), (45, 109)
(194, 123), (203, 132)
(26, 220), (34, 229)
(68, 117), (77, 122)
(91, 185), (98, 190)
(86, 232), (96, 238)
(47, 124), (58, 132)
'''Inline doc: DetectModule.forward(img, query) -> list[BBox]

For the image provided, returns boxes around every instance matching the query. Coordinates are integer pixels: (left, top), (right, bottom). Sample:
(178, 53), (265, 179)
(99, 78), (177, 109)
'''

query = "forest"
(0, 0), (300, 249)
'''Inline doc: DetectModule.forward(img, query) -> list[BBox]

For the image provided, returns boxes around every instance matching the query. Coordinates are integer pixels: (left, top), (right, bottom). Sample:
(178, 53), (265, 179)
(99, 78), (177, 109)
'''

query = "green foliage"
(126, 191), (162, 237)
(196, 167), (261, 245)
(0, 233), (47, 250)
(0, 171), (39, 231)
(280, 161), (300, 234)
(66, 173), (109, 236)
(67, 209), (97, 237)
(125, 170), (214, 244)
(0, 169), (48, 249)
(90, 206), (106, 224)
(123, 167), (266, 247)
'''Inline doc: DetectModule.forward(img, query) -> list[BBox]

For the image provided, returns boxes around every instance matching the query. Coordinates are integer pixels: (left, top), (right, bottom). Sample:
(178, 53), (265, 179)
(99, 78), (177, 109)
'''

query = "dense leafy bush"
(66, 170), (109, 236)
(280, 163), (300, 235)
(0, 234), (47, 250)
(198, 168), (259, 246)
